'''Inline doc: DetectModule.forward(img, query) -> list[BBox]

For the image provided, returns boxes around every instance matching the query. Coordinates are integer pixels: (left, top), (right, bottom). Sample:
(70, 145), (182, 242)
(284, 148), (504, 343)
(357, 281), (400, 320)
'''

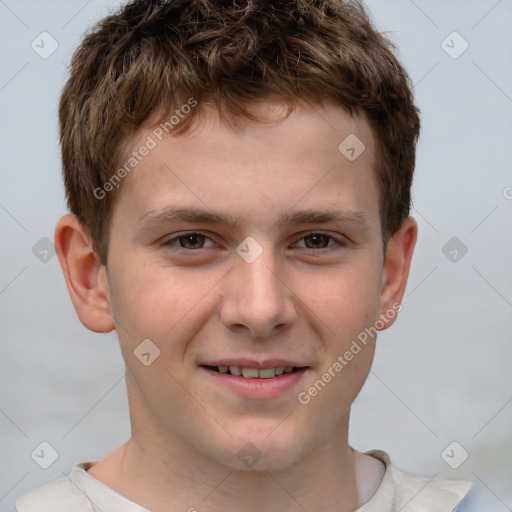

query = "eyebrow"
(136, 205), (368, 231)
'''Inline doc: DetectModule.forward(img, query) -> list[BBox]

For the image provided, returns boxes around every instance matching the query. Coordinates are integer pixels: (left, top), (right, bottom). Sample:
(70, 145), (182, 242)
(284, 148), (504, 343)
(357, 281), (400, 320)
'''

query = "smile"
(199, 364), (308, 399)
(203, 365), (296, 378)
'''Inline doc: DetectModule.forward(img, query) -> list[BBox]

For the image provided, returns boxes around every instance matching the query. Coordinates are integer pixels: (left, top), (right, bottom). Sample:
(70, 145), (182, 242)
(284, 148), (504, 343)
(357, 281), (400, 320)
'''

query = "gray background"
(1, 0), (511, 510)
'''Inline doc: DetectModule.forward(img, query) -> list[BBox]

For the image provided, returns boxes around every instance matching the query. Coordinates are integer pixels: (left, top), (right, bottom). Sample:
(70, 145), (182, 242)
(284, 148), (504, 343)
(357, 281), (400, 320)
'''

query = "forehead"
(111, 101), (379, 233)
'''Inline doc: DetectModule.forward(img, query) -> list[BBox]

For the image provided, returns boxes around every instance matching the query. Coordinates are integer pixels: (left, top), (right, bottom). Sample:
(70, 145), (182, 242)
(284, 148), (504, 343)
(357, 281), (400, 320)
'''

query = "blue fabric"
(453, 483), (510, 512)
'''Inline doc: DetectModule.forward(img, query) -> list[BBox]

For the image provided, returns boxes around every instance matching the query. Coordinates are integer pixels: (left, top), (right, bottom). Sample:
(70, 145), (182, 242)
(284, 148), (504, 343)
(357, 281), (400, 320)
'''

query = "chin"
(215, 424), (309, 473)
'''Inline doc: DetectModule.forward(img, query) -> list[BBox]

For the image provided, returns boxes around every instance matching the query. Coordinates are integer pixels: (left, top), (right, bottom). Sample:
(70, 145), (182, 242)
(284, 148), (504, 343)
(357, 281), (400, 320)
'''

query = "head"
(55, 0), (419, 471)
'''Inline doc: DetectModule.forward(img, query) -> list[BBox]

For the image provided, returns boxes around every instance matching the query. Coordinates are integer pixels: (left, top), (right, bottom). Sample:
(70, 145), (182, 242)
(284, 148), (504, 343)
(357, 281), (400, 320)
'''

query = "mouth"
(199, 362), (309, 399)
(201, 364), (299, 379)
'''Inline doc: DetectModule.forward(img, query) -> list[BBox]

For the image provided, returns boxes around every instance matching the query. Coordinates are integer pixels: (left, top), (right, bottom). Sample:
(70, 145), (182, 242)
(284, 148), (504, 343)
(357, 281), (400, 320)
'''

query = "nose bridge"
(220, 239), (295, 336)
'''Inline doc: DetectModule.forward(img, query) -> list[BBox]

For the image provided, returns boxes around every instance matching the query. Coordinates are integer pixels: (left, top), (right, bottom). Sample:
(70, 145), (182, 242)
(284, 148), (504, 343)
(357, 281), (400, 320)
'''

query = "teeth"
(219, 366), (295, 378)
(241, 367), (259, 378)
(229, 365), (242, 376)
(258, 368), (276, 379)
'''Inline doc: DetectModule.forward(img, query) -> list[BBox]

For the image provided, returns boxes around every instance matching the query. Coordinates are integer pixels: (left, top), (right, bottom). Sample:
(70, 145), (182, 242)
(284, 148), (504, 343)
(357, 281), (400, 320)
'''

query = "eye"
(161, 232), (216, 250)
(294, 232), (346, 250)
(160, 231), (347, 253)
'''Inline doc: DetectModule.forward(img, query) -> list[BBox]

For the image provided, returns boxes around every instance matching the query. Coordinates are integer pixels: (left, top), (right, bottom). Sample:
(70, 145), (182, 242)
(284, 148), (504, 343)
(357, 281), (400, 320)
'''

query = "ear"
(54, 214), (115, 333)
(377, 216), (418, 330)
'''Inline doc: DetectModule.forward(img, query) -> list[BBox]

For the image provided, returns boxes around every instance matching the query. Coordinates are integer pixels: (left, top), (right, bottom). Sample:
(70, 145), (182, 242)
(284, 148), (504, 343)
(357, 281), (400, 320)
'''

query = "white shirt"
(15, 450), (474, 512)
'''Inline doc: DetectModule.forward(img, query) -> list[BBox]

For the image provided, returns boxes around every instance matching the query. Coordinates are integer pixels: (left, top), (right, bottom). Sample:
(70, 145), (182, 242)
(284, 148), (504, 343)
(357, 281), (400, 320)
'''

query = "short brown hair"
(59, 0), (420, 265)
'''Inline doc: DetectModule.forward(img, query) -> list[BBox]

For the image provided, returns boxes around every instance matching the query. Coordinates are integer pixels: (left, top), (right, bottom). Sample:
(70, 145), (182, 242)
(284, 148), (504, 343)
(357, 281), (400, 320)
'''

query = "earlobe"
(54, 214), (115, 333)
(377, 216), (418, 330)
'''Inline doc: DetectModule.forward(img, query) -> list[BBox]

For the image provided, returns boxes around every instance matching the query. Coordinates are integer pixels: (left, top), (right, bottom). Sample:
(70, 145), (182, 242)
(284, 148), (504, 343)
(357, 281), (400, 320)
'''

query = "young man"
(16, 0), (475, 510)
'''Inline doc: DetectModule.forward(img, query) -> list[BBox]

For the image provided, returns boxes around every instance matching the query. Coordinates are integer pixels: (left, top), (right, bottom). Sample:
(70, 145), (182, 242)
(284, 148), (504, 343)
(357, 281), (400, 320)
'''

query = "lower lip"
(200, 367), (308, 399)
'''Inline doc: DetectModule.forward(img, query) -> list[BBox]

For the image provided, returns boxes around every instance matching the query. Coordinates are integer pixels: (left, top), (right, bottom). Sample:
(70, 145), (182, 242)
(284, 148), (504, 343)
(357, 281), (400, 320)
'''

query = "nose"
(218, 246), (297, 338)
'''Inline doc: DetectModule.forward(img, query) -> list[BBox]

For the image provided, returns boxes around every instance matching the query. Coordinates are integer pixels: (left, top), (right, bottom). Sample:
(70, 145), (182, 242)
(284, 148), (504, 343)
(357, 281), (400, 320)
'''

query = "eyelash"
(160, 231), (347, 253)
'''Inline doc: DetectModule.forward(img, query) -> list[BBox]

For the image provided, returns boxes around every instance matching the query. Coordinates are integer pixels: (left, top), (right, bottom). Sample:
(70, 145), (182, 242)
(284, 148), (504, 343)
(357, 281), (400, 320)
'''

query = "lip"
(199, 365), (309, 400)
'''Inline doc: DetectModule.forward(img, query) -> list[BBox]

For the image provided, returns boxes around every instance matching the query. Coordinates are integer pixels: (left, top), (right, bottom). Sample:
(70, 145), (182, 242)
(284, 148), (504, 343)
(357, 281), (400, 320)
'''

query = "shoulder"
(364, 450), (473, 511)
(15, 473), (95, 512)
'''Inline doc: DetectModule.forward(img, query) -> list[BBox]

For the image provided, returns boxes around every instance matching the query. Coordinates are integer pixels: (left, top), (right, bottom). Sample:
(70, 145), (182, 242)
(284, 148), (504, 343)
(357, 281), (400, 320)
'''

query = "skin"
(55, 100), (417, 512)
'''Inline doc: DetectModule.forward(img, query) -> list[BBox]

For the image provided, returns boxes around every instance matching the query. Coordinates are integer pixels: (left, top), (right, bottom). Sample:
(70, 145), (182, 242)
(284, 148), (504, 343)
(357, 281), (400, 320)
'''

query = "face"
(103, 101), (391, 471)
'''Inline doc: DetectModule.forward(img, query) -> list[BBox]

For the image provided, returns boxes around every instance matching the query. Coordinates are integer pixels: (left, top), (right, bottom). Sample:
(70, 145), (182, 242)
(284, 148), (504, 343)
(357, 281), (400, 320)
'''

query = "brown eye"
(162, 232), (215, 251)
(302, 234), (332, 249)
(293, 232), (347, 252)
(176, 233), (206, 249)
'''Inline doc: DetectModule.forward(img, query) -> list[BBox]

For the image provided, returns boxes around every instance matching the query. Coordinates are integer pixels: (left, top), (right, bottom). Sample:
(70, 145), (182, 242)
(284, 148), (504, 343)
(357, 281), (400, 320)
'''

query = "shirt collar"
(356, 450), (472, 512)
(72, 450), (472, 512)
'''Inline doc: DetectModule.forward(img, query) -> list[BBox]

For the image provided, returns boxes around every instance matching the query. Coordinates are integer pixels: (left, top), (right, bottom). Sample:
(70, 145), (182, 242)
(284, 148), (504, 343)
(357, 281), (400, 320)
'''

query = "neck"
(87, 379), (373, 512)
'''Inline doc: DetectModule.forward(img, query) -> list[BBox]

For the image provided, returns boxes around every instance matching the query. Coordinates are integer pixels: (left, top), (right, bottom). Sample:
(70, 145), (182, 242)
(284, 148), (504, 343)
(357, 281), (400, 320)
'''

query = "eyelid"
(291, 230), (349, 250)
(161, 230), (348, 252)
(160, 231), (218, 249)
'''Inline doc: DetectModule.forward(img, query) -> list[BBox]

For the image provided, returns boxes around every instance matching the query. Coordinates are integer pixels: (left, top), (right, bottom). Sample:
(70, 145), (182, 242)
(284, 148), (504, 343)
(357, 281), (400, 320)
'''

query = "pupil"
(181, 234), (204, 249)
(306, 234), (328, 248)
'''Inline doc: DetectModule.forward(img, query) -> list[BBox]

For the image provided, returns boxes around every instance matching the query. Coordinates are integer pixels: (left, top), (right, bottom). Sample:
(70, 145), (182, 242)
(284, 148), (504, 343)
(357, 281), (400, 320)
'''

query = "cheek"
(108, 258), (185, 321)
(296, 259), (382, 338)
(107, 258), (221, 356)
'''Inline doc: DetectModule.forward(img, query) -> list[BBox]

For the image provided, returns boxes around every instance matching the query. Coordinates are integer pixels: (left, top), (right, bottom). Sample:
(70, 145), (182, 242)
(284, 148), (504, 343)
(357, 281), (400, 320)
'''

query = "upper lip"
(200, 359), (308, 369)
